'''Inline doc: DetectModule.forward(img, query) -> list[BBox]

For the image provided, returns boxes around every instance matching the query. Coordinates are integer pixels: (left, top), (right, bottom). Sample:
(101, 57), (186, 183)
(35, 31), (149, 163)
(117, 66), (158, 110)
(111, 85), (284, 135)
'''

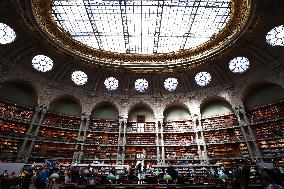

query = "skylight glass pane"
(104, 77), (119, 91)
(229, 57), (249, 73)
(135, 79), (148, 93)
(32, 55), (53, 72)
(195, 71), (211, 86)
(266, 25), (284, 46)
(0, 23), (16, 44)
(164, 78), (178, 92)
(71, 71), (88, 85)
(51, 0), (231, 54)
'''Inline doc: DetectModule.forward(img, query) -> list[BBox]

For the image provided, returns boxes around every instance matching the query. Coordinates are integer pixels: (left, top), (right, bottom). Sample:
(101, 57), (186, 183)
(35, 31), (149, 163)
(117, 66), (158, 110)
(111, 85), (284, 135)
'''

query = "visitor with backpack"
(35, 168), (49, 189)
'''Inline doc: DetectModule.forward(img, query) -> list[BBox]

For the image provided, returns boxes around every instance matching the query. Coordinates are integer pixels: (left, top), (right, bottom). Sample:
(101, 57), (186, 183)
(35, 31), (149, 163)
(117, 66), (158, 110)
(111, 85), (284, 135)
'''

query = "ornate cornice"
(31, 0), (253, 70)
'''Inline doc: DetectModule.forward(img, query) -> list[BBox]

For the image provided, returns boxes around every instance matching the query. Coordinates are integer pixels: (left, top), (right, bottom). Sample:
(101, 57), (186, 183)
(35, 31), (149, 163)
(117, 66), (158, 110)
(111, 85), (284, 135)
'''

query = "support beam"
(119, 0), (130, 53)
(153, 0), (164, 53)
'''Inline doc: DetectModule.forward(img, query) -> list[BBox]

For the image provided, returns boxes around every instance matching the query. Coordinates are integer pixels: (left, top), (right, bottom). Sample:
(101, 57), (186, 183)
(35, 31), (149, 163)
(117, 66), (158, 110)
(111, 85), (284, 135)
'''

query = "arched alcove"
(200, 97), (233, 118)
(243, 82), (284, 110)
(128, 103), (154, 122)
(49, 95), (82, 116)
(92, 101), (119, 120)
(0, 80), (37, 107)
(163, 104), (191, 121)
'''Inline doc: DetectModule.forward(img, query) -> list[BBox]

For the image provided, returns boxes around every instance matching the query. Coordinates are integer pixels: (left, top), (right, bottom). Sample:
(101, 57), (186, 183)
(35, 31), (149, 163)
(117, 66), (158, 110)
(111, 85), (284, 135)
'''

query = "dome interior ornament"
(31, 0), (252, 70)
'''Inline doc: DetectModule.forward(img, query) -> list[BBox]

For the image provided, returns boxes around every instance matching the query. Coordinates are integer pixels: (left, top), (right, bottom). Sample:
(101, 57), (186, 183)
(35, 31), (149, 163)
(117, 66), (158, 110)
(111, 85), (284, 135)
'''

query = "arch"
(128, 102), (154, 122)
(163, 102), (191, 121)
(242, 81), (284, 110)
(0, 80), (38, 107)
(91, 101), (119, 120)
(200, 96), (233, 118)
(49, 95), (82, 116)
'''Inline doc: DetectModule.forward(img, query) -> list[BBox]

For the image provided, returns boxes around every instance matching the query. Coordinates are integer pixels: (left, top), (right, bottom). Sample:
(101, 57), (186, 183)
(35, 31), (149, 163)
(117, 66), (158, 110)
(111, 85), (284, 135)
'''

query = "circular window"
(71, 71), (88, 85)
(104, 77), (118, 91)
(0, 23), (16, 44)
(229, 57), (249, 73)
(32, 55), (54, 72)
(195, 72), (211, 86)
(164, 78), (178, 92)
(135, 79), (148, 93)
(266, 25), (284, 46)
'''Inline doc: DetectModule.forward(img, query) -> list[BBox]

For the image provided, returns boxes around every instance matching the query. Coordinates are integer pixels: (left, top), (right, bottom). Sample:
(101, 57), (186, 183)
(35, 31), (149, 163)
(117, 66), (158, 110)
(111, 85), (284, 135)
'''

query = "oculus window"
(164, 77), (178, 92)
(71, 71), (88, 85)
(229, 57), (249, 73)
(135, 79), (148, 93)
(195, 72), (211, 86)
(32, 55), (54, 72)
(0, 23), (16, 44)
(266, 25), (284, 46)
(51, 0), (231, 54)
(104, 77), (119, 91)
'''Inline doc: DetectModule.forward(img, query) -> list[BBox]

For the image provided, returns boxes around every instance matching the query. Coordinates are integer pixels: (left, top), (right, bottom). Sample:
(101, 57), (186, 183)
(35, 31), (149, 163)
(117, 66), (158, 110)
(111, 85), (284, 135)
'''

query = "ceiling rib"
(119, 0), (130, 53)
(153, 0), (164, 54)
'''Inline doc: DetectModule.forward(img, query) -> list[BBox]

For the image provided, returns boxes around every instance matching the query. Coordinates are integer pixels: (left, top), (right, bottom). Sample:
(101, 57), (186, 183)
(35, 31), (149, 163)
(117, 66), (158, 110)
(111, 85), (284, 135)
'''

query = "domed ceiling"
(32, 0), (252, 67)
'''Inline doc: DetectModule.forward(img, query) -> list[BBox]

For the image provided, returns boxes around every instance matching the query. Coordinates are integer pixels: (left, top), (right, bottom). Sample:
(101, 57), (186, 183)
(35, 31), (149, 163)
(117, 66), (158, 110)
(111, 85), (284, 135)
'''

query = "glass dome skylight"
(32, 55), (54, 72)
(104, 77), (119, 91)
(266, 25), (284, 46)
(0, 23), (16, 44)
(51, 0), (231, 54)
(164, 78), (178, 92)
(135, 79), (148, 93)
(229, 57), (249, 73)
(71, 71), (88, 85)
(195, 72), (211, 86)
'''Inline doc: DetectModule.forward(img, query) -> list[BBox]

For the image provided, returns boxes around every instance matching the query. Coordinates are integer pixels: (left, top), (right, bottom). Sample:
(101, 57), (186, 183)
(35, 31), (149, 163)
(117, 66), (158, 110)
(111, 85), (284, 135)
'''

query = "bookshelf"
(163, 120), (194, 133)
(165, 146), (199, 162)
(0, 119), (29, 138)
(30, 142), (76, 163)
(0, 100), (34, 122)
(123, 122), (157, 165)
(0, 137), (24, 162)
(81, 145), (118, 164)
(37, 127), (78, 143)
(201, 113), (238, 131)
(42, 113), (81, 130)
(247, 101), (284, 163)
(88, 119), (119, 133)
(247, 101), (284, 124)
(124, 146), (157, 165)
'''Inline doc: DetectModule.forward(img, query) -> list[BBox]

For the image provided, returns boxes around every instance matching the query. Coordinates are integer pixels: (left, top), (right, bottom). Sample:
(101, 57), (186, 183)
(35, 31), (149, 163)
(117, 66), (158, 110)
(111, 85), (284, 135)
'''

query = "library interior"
(0, 0), (284, 188)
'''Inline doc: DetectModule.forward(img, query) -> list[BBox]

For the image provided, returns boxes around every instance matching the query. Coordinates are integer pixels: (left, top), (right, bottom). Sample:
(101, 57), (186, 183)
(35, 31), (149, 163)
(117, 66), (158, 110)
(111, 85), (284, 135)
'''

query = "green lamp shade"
(219, 174), (229, 180)
(107, 173), (116, 181)
(49, 173), (60, 180)
(163, 174), (172, 181)
(155, 170), (160, 175)
(250, 168), (256, 173)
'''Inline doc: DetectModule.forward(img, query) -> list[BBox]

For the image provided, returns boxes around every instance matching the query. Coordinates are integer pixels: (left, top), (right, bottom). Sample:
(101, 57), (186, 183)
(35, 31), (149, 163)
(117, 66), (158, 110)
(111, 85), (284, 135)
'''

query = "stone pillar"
(117, 116), (127, 164)
(72, 112), (90, 163)
(193, 113), (209, 163)
(16, 104), (48, 162)
(155, 116), (164, 165)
